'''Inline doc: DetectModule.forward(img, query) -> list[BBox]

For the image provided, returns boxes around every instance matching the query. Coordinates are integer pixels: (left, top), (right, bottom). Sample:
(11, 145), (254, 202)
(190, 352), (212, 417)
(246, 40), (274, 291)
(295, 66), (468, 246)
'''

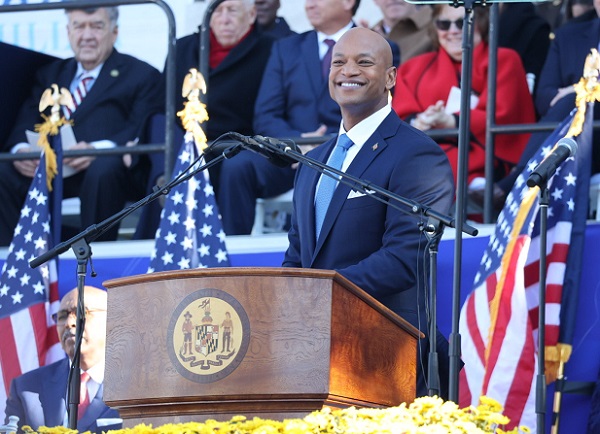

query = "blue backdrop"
(4, 224), (599, 433)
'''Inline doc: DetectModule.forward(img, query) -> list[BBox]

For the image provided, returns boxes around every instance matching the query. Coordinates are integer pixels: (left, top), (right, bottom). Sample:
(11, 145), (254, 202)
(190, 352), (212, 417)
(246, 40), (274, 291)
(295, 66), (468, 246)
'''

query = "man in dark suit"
(133, 0), (276, 239)
(4, 286), (121, 433)
(283, 27), (455, 399)
(219, 0), (364, 235)
(0, 6), (163, 246)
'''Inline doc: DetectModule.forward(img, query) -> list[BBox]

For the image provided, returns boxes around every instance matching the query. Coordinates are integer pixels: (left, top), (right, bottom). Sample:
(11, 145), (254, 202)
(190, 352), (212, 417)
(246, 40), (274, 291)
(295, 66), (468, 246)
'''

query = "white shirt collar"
(339, 104), (392, 147)
(75, 62), (103, 81)
(317, 21), (354, 58)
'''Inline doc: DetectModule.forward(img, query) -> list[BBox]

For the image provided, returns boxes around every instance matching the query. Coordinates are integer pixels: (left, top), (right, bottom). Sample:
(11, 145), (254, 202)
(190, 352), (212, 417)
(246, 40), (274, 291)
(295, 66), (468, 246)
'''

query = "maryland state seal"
(167, 288), (250, 383)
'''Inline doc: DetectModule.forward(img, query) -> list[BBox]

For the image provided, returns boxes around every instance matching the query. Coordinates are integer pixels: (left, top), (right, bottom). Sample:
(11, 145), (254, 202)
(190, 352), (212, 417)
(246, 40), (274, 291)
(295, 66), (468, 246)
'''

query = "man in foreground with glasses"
(4, 286), (122, 433)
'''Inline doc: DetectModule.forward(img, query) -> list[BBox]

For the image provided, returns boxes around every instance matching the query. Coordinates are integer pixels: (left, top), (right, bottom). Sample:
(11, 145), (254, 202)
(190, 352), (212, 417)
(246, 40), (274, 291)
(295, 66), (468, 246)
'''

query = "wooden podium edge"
(103, 267), (422, 339)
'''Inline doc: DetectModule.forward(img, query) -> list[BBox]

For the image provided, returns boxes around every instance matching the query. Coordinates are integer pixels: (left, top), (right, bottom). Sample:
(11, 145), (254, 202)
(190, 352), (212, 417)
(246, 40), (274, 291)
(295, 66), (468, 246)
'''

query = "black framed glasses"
(52, 307), (106, 324)
(435, 18), (464, 31)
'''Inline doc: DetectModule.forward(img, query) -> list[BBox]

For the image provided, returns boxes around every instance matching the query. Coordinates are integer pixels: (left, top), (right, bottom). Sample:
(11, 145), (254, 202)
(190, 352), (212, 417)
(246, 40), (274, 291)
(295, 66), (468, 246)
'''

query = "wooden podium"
(103, 267), (420, 427)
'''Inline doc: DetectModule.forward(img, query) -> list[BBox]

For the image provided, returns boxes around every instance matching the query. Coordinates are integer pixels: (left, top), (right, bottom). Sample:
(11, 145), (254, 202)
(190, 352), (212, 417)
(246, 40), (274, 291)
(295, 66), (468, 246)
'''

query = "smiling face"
(210, 0), (257, 48)
(433, 5), (482, 62)
(67, 8), (117, 71)
(434, 6), (464, 62)
(329, 27), (396, 130)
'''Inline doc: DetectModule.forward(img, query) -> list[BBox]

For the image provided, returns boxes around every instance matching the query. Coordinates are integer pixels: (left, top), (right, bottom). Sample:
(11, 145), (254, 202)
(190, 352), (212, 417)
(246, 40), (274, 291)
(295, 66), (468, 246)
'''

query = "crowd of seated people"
(0, 0), (598, 247)
(3, 2), (599, 432)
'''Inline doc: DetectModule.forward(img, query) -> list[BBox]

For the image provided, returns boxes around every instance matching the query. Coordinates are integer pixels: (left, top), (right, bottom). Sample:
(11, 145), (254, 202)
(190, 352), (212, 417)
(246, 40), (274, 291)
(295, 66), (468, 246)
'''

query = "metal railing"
(0, 2), (592, 226)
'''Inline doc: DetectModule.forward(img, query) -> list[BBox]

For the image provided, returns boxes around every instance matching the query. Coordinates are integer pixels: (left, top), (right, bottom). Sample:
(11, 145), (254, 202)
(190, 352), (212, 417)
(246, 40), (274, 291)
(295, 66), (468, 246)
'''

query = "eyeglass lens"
(435, 18), (464, 31)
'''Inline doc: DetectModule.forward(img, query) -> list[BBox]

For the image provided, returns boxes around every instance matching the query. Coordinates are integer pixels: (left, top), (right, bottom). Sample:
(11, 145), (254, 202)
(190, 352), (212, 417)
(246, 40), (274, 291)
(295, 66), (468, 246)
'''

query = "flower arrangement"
(23, 396), (529, 434)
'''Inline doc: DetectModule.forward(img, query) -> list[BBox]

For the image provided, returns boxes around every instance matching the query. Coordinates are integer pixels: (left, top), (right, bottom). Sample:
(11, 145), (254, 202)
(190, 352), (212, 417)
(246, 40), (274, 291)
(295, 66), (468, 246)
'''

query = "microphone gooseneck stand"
(534, 183), (550, 433)
(29, 141), (242, 427)
(449, 0), (477, 403)
(424, 219), (444, 397)
(237, 134), (478, 396)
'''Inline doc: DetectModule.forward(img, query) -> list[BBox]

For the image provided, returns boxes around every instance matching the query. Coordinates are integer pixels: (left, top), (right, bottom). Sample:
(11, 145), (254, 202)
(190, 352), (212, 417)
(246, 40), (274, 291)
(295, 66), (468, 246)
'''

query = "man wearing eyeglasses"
(4, 286), (122, 433)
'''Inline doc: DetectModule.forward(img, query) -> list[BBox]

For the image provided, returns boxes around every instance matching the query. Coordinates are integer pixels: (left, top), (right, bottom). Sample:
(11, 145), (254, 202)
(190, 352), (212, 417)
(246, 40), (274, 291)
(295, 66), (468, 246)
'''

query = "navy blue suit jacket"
(283, 111), (454, 327)
(535, 18), (600, 116)
(253, 28), (400, 138)
(4, 358), (121, 433)
(4, 49), (162, 151)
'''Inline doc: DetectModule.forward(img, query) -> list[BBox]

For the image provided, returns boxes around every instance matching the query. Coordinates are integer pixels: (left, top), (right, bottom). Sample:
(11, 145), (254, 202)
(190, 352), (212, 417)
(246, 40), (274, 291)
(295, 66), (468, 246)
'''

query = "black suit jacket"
(4, 358), (121, 433)
(535, 18), (600, 116)
(0, 42), (57, 147)
(171, 25), (275, 140)
(4, 49), (163, 151)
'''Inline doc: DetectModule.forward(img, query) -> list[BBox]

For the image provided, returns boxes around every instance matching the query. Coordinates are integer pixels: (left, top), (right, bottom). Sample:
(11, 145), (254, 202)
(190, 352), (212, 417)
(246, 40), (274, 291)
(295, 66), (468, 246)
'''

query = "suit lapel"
(43, 359), (69, 428)
(77, 383), (107, 431)
(310, 113), (398, 263)
(301, 31), (326, 98)
(302, 138), (335, 256)
(212, 28), (258, 74)
(73, 50), (121, 119)
(58, 60), (77, 89)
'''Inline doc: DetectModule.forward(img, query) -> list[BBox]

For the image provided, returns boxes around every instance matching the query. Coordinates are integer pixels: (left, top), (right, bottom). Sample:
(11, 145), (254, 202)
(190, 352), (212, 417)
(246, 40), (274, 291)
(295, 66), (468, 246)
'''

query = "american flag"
(148, 133), (230, 272)
(0, 151), (63, 417)
(459, 107), (592, 432)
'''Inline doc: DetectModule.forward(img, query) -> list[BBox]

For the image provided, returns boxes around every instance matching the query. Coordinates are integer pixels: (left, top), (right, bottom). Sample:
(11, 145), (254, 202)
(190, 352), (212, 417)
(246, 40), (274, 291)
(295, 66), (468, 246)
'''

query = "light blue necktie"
(315, 134), (354, 240)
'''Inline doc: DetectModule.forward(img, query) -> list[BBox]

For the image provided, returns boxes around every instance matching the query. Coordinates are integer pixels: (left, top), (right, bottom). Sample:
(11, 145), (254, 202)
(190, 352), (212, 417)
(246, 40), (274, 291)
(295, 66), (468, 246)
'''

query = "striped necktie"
(65, 74), (93, 119)
(314, 134), (354, 240)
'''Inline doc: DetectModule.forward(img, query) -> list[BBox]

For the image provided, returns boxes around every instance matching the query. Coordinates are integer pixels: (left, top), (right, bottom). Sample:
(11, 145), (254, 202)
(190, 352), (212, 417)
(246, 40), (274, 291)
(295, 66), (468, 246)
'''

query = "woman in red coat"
(392, 5), (536, 187)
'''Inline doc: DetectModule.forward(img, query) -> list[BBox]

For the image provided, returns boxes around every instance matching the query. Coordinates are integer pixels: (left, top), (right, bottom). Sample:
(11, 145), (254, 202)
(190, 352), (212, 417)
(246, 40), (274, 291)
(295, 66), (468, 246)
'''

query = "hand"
(300, 124), (327, 138)
(122, 138), (139, 168)
(549, 86), (575, 107)
(13, 146), (40, 178)
(63, 141), (96, 173)
(413, 101), (455, 130)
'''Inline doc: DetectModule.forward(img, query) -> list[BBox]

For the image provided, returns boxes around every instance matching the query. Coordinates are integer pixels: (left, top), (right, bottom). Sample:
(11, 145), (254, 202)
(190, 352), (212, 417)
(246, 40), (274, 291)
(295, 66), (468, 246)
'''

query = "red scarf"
(209, 26), (253, 69)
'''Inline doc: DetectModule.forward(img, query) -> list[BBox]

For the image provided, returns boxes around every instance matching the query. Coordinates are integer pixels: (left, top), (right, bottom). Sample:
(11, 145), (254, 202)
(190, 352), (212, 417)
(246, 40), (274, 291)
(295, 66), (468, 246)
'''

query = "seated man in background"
(371, 0), (433, 64)
(220, 0), (401, 235)
(255, 0), (296, 39)
(4, 286), (121, 433)
(0, 6), (163, 246)
(134, 0), (275, 239)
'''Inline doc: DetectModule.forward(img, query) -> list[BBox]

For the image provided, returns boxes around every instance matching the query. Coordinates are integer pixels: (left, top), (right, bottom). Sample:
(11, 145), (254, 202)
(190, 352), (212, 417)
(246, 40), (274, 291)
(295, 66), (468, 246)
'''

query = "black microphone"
(526, 137), (578, 188)
(228, 132), (296, 167)
(254, 135), (299, 154)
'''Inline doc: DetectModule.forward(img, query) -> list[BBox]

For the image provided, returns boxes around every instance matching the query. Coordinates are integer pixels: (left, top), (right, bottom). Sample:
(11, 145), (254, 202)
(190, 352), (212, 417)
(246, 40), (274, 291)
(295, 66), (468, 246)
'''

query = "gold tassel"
(33, 115), (71, 191)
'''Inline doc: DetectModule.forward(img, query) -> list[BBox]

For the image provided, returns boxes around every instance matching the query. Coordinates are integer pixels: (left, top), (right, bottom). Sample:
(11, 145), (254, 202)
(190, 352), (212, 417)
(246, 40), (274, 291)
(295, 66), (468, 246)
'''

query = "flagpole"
(30, 143), (242, 270)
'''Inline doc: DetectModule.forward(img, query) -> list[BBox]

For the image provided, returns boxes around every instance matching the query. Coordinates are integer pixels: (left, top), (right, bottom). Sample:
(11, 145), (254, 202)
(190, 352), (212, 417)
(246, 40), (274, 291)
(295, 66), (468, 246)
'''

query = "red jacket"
(392, 42), (535, 184)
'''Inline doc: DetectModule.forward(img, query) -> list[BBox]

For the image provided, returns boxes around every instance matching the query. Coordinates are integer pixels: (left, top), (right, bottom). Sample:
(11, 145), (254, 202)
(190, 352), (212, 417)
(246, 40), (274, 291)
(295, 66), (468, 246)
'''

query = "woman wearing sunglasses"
(392, 5), (535, 192)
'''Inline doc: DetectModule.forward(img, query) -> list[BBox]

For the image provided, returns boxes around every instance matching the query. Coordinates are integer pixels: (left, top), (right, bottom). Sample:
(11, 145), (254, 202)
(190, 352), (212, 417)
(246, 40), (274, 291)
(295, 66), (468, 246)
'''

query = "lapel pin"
(110, 69), (119, 77)
(372, 143), (378, 151)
